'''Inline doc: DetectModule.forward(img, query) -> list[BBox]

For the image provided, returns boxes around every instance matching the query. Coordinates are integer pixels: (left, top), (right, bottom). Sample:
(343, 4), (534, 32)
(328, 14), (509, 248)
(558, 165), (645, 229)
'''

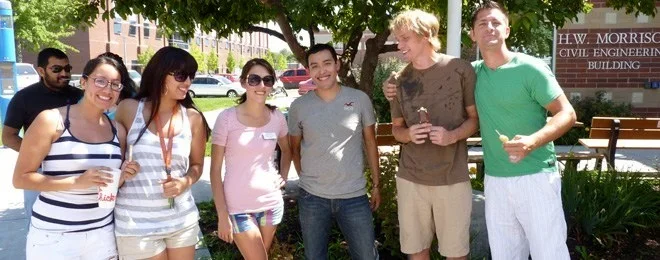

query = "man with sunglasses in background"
(2, 47), (83, 222)
(288, 43), (381, 259)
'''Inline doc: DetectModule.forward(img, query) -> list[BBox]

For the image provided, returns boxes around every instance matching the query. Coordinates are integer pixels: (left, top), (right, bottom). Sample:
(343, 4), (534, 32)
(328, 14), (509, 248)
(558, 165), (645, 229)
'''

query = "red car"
(280, 69), (310, 89)
(297, 78), (316, 95)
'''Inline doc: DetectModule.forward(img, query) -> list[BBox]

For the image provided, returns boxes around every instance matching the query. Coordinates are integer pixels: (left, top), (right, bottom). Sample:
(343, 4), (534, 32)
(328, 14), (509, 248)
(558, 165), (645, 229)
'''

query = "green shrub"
(372, 58), (406, 123)
(562, 169), (660, 250)
(197, 201), (242, 259)
(199, 198), (358, 259)
(367, 151), (405, 258)
(556, 91), (633, 145)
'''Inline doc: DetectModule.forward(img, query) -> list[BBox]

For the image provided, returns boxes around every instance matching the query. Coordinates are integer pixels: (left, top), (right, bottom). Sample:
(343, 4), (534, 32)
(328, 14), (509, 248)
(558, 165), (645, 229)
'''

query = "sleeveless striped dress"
(31, 105), (122, 232)
(114, 100), (199, 236)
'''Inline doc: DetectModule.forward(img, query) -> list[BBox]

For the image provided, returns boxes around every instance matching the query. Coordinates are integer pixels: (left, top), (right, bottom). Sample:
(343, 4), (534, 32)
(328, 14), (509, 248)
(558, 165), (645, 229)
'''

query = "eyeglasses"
(49, 65), (73, 73)
(247, 74), (275, 88)
(84, 76), (123, 91)
(169, 71), (195, 82)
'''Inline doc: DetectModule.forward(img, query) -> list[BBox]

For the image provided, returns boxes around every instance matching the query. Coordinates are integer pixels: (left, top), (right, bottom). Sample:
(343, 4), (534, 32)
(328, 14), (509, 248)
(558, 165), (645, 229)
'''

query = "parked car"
(15, 63), (40, 90)
(279, 68), (310, 89)
(70, 74), (83, 88)
(297, 78), (316, 95)
(189, 75), (245, 98)
(128, 69), (141, 87)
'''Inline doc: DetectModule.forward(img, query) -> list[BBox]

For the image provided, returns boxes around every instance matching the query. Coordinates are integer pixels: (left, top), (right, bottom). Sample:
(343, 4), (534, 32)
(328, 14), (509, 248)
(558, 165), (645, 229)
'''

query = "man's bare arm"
(2, 126), (22, 152)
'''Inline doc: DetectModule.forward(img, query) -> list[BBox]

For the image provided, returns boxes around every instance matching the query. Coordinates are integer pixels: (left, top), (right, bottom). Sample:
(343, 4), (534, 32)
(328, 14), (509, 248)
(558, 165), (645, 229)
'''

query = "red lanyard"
(154, 105), (179, 175)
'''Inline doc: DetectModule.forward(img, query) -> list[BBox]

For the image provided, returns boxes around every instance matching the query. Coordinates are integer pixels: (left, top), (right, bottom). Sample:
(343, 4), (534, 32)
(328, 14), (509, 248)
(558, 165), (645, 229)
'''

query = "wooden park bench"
(579, 116), (660, 169)
(375, 123), (492, 179)
(375, 122), (602, 180)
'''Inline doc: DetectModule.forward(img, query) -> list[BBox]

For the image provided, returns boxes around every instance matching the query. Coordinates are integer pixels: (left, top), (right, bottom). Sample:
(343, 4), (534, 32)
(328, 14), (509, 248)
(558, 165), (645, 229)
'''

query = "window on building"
(637, 14), (649, 23)
(128, 21), (137, 36)
(225, 41), (229, 49)
(204, 38), (209, 46)
(143, 22), (150, 38)
(113, 17), (122, 35)
(156, 28), (163, 40)
(130, 60), (139, 71)
(170, 33), (189, 50)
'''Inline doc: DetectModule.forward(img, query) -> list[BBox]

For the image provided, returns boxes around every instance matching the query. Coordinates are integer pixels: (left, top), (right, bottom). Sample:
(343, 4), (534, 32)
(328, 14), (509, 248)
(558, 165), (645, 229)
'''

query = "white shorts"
(26, 224), (116, 260)
(485, 171), (570, 260)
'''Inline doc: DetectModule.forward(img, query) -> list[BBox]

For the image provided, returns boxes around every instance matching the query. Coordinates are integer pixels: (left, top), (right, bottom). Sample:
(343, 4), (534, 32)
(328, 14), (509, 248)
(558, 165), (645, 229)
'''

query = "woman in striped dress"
(114, 46), (211, 260)
(12, 56), (140, 259)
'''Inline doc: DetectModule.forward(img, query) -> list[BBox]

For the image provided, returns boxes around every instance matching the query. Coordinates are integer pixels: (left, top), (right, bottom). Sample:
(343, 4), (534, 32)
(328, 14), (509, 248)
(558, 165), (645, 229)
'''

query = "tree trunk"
(264, 0), (307, 67)
(356, 30), (390, 97)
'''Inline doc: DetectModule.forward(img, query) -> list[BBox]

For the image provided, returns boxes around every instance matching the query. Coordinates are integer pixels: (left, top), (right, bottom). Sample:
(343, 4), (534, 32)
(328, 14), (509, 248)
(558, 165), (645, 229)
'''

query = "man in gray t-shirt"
(288, 44), (380, 260)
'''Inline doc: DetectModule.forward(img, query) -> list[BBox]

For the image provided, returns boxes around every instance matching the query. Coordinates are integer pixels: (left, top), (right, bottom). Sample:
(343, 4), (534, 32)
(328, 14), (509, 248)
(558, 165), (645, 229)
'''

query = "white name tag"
(262, 132), (277, 140)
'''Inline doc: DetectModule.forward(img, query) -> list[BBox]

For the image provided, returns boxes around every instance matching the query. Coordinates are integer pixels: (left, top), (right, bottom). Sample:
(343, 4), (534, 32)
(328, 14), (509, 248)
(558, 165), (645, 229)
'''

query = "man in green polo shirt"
(470, 2), (575, 259)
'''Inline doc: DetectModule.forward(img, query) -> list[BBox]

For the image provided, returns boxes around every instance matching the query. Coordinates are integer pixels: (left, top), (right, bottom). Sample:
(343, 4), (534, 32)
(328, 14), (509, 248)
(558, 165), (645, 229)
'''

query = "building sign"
(557, 31), (660, 70)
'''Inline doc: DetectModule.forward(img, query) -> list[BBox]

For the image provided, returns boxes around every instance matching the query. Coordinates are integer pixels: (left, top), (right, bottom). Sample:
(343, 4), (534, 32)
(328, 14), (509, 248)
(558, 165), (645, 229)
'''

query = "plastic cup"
(98, 168), (121, 208)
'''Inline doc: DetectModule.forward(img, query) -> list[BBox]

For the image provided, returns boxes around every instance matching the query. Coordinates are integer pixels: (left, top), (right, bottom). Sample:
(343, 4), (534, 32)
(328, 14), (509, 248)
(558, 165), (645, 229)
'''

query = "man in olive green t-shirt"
(470, 2), (576, 260)
(386, 10), (479, 260)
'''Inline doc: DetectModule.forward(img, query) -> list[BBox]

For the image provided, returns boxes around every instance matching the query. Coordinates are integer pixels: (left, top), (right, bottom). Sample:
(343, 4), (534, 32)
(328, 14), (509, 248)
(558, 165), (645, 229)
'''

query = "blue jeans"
(298, 188), (378, 260)
(24, 168), (42, 226)
(24, 190), (39, 223)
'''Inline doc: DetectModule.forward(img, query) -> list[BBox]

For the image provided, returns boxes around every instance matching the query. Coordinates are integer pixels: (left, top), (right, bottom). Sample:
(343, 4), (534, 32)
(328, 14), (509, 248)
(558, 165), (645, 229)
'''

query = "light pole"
(447, 0), (462, 57)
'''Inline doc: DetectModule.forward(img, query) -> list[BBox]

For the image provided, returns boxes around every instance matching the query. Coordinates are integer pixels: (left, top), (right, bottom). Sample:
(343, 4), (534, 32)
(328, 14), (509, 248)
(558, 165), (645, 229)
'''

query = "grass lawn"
(205, 141), (212, 157)
(192, 97), (238, 156)
(193, 97), (238, 112)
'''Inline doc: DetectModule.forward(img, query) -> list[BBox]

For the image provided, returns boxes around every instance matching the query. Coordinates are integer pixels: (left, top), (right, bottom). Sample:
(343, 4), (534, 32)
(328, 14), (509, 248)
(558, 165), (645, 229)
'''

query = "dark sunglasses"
(247, 74), (275, 88)
(169, 71), (195, 82)
(50, 65), (73, 73)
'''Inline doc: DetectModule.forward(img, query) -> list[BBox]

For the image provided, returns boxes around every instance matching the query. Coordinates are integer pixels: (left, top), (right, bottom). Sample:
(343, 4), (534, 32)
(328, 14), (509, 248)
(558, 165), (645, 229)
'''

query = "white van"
(16, 63), (40, 90)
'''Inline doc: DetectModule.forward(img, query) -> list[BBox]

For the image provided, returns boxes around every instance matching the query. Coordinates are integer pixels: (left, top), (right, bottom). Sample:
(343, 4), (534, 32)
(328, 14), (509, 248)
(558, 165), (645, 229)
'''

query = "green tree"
(279, 49), (296, 63)
(189, 44), (207, 73)
(237, 56), (245, 70)
(103, 0), (656, 96)
(11, 0), (98, 59)
(137, 47), (156, 71)
(264, 51), (276, 66)
(226, 52), (236, 73)
(274, 52), (288, 71)
(207, 50), (219, 74)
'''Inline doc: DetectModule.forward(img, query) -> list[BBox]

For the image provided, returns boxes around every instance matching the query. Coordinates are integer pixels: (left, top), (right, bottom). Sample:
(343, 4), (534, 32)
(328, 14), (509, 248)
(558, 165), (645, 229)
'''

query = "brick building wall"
(555, 0), (660, 117)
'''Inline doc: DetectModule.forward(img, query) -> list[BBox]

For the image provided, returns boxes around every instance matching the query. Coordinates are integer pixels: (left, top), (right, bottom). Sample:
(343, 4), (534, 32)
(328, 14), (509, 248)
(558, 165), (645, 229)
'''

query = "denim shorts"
(229, 205), (284, 234)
